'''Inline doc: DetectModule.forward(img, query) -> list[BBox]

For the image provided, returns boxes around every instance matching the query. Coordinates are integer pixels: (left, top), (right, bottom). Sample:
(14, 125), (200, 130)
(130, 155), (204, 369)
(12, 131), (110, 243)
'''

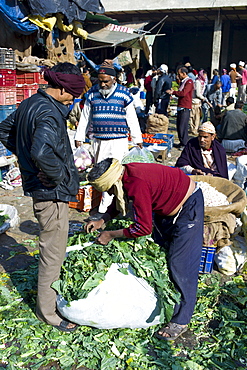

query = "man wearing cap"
(84, 157), (204, 341)
(175, 121), (228, 178)
(166, 66), (194, 149)
(154, 64), (172, 117)
(75, 60), (143, 220)
(0, 62), (85, 332)
(229, 63), (241, 102)
(237, 61), (247, 102)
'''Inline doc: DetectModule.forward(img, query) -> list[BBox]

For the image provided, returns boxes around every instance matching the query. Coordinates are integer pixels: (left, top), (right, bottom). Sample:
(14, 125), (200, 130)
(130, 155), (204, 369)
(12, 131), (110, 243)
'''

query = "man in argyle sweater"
(75, 60), (143, 219)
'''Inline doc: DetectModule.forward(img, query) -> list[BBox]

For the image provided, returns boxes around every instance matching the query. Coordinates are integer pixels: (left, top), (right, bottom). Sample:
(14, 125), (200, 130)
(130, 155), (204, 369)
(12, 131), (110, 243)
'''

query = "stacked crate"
(16, 69), (47, 106)
(0, 48), (17, 117)
(0, 48), (17, 179)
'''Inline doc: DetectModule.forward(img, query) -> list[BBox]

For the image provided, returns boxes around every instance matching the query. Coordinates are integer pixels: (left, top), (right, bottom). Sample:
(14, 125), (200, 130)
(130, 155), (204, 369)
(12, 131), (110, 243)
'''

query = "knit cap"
(198, 122), (216, 134)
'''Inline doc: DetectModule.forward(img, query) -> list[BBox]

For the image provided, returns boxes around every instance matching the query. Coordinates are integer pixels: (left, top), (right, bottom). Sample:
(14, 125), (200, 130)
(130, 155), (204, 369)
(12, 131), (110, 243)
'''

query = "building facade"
(103, 0), (247, 76)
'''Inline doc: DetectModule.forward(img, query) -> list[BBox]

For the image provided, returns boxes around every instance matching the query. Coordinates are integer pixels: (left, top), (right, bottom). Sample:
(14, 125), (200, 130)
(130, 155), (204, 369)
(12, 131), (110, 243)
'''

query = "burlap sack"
(190, 175), (247, 222)
(146, 114), (168, 134)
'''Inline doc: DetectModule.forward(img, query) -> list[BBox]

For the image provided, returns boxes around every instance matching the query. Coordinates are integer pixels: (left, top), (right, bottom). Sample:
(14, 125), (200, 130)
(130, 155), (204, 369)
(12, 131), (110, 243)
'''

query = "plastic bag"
(73, 145), (92, 171)
(214, 236), (247, 275)
(232, 155), (247, 189)
(0, 204), (19, 234)
(57, 262), (161, 329)
(121, 146), (155, 164)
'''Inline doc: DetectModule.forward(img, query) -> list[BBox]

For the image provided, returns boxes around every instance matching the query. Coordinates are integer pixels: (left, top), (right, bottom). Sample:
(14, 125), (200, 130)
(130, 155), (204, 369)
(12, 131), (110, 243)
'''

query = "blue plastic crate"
(0, 142), (12, 157)
(0, 142), (7, 157)
(199, 245), (216, 274)
(0, 165), (10, 181)
(142, 134), (174, 153)
(153, 133), (174, 148)
(0, 104), (16, 121)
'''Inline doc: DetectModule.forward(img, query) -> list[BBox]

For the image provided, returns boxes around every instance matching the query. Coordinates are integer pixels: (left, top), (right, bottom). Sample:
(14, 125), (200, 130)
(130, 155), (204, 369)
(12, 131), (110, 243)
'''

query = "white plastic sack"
(214, 236), (247, 275)
(0, 204), (19, 234)
(233, 155), (247, 189)
(57, 262), (161, 329)
(227, 161), (237, 181)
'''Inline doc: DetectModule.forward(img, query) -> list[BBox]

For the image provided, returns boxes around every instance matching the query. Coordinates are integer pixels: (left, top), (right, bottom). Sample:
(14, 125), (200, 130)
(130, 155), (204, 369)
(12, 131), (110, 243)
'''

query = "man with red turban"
(0, 62), (85, 332)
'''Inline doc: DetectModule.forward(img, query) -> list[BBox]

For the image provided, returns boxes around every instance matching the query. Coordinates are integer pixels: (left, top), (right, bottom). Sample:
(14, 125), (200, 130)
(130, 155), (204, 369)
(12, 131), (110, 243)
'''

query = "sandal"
(53, 319), (78, 333)
(155, 322), (188, 341)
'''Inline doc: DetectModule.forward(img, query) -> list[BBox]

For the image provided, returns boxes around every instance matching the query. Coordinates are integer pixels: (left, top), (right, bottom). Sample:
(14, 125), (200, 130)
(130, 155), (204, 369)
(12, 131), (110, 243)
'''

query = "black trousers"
(176, 108), (190, 146)
(155, 97), (169, 117)
(152, 189), (204, 325)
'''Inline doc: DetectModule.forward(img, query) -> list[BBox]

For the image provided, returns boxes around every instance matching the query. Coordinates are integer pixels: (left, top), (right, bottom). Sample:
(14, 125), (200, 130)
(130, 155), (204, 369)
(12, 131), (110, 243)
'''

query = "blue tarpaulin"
(0, 0), (105, 35)
(0, 0), (38, 35)
(27, 0), (105, 24)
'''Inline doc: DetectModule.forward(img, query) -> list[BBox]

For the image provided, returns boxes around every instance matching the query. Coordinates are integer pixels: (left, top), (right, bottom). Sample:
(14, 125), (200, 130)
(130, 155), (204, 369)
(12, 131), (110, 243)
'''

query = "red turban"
(44, 70), (85, 98)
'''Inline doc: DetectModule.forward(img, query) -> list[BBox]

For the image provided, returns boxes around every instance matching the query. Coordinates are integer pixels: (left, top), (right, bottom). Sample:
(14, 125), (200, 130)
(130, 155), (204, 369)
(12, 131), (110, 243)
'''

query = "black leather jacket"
(154, 74), (172, 102)
(0, 89), (79, 201)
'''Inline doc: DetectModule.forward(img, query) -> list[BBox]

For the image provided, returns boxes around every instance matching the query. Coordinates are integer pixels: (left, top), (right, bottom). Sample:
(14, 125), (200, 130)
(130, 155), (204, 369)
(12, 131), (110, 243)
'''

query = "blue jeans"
(152, 188), (204, 325)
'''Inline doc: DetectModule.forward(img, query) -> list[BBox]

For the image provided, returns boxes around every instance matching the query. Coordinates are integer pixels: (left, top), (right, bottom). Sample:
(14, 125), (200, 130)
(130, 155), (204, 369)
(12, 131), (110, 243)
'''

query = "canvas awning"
(85, 22), (154, 62)
(87, 28), (141, 48)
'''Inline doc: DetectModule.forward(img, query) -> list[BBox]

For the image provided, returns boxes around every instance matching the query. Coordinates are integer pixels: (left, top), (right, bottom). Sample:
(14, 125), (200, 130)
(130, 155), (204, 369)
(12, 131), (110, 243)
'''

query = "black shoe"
(88, 212), (104, 221)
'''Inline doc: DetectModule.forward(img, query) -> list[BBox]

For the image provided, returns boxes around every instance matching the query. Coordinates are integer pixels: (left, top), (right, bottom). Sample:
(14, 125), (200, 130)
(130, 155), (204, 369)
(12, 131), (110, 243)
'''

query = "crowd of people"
(0, 56), (246, 341)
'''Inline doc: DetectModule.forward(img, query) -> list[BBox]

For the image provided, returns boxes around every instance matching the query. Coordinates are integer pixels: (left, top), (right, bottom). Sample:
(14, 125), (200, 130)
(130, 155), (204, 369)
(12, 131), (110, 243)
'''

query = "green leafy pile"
(1, 264), (247, 370)
(0, 211), (9, 227)
(52, 219), (180, 325)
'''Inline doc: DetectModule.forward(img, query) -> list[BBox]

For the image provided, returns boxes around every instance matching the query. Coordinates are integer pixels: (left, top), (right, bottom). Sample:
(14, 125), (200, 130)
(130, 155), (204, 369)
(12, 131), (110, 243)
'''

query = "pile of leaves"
(0, 211), (9, 227)
(1, 264), (246, 370)
(0, 220), (247, 370)
(52, 219), (180, 325)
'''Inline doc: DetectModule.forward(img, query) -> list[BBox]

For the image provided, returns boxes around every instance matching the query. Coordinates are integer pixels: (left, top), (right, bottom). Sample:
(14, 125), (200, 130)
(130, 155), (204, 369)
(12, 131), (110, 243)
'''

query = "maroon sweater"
(173, 78), (193, 109)
(105, 163), (191, 238)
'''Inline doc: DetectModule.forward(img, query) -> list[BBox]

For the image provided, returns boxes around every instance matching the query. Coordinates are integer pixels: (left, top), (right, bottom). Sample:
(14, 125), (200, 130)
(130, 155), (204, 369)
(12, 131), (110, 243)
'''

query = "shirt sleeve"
(74, 99), (92, 142)
(173, 80), (193, 97)
(125, 101), (143, 144)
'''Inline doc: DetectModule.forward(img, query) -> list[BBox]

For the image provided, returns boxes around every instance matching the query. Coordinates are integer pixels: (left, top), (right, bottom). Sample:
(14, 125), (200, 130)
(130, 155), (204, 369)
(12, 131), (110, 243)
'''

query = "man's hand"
(84, 219), (104, 233)
(96, 230), (114, 245)
(37, 171), (55, 187)
(166, 89), (173, 94)
(96, 229), (125, 245)
(75, 140), (82, 148)
(191, 169), (206, 176)
(137, 143), (143, 149)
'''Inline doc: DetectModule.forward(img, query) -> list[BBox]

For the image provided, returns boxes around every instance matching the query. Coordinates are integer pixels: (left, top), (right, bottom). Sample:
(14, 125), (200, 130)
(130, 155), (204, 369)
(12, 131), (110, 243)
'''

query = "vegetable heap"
(142, 133), (167, 145)
(197, 181), (229, 207)
(0, 211), (9, 227)
(52, 219), (180, 325)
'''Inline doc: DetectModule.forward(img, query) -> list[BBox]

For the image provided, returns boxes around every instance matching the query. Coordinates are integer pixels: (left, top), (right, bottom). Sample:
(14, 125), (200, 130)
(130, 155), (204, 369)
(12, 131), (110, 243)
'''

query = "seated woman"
(175, 121), (228, 178)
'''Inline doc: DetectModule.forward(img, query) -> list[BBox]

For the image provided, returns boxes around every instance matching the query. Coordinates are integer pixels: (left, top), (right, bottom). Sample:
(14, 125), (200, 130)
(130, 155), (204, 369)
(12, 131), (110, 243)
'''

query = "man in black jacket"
(0, 62), (85, 332)
(154, 64), (172, 117)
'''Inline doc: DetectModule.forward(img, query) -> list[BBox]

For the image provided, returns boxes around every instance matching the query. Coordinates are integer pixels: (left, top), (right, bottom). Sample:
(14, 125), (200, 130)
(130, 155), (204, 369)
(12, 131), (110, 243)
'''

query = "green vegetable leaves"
(53, 219), (180, 325)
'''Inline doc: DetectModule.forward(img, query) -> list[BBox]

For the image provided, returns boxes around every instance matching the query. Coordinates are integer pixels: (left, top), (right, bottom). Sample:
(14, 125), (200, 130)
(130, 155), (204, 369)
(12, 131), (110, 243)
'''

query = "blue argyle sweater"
(87, 83), (133, 139)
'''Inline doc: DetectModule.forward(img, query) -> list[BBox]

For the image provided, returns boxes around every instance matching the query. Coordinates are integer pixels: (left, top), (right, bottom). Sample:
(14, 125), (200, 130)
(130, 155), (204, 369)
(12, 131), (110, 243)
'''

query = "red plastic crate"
(16, 71), (47, 85)
(69, 185), (102, 212)
(36, 72), (47, 84)
(0, 87), (16, 105)
(16, 71), (37, 84)
(16, 84), (39, 103)
(0, 69), (16, 86)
